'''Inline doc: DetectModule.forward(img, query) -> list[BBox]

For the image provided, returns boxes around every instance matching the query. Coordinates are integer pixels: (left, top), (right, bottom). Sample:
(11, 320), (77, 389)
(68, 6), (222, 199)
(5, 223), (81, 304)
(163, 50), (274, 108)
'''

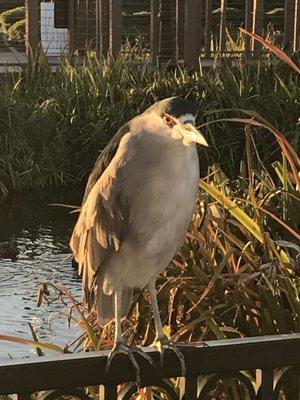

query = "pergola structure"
(25, 0), (300, 68)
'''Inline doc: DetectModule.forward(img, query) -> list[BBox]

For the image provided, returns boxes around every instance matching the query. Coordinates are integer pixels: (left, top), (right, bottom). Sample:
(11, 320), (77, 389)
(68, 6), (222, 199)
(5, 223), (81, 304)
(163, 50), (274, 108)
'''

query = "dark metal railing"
(1, 334), (300, 399)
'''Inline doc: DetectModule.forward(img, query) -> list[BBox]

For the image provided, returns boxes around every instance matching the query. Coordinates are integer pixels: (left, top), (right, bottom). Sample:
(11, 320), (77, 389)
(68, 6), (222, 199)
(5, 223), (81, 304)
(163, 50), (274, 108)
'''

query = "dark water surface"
(0, 188), (84, 360)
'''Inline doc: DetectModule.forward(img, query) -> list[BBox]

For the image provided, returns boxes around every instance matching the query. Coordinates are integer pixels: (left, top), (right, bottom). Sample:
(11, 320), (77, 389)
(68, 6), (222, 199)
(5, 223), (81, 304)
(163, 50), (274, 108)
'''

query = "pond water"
(0, 188), (84, 361)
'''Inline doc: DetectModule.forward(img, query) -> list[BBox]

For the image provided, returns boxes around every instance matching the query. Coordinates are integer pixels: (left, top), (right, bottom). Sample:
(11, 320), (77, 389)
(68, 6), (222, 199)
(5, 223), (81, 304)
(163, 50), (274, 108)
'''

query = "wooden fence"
(24, 0), (300, 68)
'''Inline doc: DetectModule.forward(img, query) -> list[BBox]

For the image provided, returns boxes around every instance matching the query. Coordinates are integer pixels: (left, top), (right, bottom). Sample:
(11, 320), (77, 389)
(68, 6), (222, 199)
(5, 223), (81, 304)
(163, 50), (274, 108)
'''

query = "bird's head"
(149, 97), (209, 147)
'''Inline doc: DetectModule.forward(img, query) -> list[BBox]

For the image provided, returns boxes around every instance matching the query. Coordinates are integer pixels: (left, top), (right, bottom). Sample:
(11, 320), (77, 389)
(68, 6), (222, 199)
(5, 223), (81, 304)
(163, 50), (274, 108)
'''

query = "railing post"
(25, 0), (40, 56)
(260, 369), (275, 399)
(158, 0), (176, 62)
(204, 0), (212, 58)
(99, 0), (109, 56)
(68, 0), (75, 53)
(99, 385), (118, 400)
(179, 376), (198, 400)
(184, 0), (198, 69)
(244, 0), (253, 56)
(196, 0), (204, 56)
(252, 0), (264, 55)
(109, 0), (122, 58)
(176, 0), (185, 59)
(17, 394), (31, 400)
(150, 0), (159, 64)
(294, 0), (300, 51)
(284, 0), (295, 49)
(219, 0), (227, 53)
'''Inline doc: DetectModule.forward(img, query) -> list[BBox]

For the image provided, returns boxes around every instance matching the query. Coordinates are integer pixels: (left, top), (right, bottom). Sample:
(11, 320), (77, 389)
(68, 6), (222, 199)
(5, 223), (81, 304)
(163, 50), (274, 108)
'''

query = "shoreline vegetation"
(1, 32), (300, 398)
(0, 41), (299, 198)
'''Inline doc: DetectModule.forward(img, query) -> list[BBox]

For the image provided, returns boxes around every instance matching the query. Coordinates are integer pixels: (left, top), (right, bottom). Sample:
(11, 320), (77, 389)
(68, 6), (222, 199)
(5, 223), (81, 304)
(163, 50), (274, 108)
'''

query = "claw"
(153, 336), (186, 376)
(106, 341), (154, 386)
(131, 346), (155, 366)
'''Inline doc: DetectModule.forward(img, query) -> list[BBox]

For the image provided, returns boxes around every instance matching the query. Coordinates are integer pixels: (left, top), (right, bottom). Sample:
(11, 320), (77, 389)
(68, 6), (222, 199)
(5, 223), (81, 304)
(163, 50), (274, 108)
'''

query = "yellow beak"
(179, 123), (209, 147)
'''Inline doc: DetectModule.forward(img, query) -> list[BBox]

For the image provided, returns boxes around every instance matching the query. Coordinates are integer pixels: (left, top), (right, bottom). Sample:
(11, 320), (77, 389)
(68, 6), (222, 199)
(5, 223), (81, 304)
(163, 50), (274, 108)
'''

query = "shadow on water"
(0, 187), (85, 360)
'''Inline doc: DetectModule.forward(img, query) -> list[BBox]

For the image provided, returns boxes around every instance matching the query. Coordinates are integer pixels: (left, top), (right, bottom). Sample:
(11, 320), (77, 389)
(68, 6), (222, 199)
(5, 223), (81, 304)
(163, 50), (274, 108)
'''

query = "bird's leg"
(147, 282), (186, 375)
(106, 287), (153, 385)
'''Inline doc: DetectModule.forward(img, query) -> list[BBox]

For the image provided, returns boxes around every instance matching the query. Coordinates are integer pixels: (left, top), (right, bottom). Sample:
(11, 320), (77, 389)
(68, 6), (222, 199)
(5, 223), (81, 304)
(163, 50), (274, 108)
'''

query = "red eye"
(164, 115), (173, 126)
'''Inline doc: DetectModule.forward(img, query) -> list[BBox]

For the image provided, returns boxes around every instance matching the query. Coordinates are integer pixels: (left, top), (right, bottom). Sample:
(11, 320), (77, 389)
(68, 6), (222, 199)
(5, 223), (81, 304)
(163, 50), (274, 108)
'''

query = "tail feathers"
(97, 287), (133, 327)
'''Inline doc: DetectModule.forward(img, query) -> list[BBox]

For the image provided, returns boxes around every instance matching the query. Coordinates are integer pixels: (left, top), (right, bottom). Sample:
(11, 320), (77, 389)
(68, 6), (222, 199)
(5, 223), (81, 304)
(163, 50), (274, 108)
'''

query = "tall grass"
(0, 44), (299, 197)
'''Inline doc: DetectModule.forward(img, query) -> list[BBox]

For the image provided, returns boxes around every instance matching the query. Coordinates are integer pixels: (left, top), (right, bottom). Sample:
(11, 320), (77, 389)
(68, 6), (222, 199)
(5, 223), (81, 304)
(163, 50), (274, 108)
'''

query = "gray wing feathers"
(70, 130), (133, 308)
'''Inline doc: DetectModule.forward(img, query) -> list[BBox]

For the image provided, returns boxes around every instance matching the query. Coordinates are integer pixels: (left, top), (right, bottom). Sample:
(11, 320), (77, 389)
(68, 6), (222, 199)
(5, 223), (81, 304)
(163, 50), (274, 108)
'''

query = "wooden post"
(25, 0), (40, 55)
(99, 0), (109, 56)
(184, 0), (198, 69)
(219, 0), (227, 53)
(68, 0), (75, 53)
(109, 0), (122, 58)
(158, 0), (176, 62)
(196, 0), (204, 55)
(294, 0), (300, 51)
(151, 0), (159, 64)
(284, 0), (295, 49)
(54, 0), (68, 28)
(176, 0), (185, 59)
(204, 0), (212, 58)
(252, 0), (264, 55)
(244, 0), (252, 56)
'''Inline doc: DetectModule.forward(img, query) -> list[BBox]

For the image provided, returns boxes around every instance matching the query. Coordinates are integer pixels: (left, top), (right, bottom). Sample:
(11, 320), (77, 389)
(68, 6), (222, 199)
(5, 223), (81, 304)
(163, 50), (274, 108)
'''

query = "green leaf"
(199, 180), (264, 243)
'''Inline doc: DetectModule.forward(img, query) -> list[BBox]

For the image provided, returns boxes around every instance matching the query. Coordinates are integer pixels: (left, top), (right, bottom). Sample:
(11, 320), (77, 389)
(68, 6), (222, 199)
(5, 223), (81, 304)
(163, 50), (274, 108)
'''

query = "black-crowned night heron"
(70, 97), (208, 377)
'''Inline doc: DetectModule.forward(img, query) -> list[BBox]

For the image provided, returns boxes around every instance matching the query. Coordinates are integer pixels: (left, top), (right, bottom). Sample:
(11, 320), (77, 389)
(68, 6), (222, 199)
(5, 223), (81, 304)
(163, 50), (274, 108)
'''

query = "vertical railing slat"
(100, 0), (109, 56)
(25, 0), (40, 56)
(109, 0), (122, 58)
(176, 0), (185, 59)
(244, 0), (252, 56)
(179, 376), (198, 400)
(150, 0), (159, 64)
(261, 369), (275, 399)
(184, 0), (198, 69)
(252, 0), (264, 55)
(219, 0), (227, 53)
(17, 394), (31, 400)
(68, 0), (75, 53)
(196, 0), (203, 56)
(99, 384), (118, 400)
(294, 0), (300, 51)
(204, 0), (212, 58)
(158, 0), (176, 62)
(284, 0), (295, 49)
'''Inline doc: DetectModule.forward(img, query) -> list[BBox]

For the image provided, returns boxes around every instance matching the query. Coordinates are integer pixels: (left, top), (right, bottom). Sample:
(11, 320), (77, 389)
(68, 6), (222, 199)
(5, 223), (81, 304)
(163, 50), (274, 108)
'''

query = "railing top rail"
(1, 334), (300, 394)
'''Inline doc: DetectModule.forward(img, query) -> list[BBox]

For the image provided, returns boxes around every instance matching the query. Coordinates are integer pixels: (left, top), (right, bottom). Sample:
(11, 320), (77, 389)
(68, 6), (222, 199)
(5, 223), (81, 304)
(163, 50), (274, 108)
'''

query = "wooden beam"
(196, 0), (203, 55)
(54, 0), (68, 29)
(244, 0), (252, 56)
(176, 0), (185, 58)
(68, 0), (75, 53)
(284, 0), (295, 49)
(219, 0), (227, 53)
(100, 0), (109, 56)
(150, 0), (159, 64)
(294, 0), (300, 51)
(25, 0), (40, 55)
(109, 0), (122, 58)
(184, 0), (198, 69)
(204, 0), (212, 58)
(252, 0), (264, 55)
(158, 0), (176, 62)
